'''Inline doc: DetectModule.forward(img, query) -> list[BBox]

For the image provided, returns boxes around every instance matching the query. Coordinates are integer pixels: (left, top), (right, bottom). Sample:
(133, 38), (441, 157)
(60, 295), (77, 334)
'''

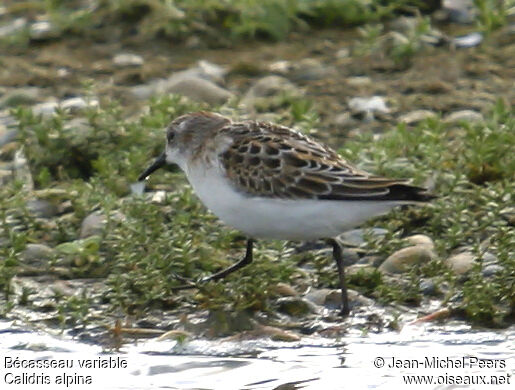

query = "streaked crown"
(166, 112), (231, 153)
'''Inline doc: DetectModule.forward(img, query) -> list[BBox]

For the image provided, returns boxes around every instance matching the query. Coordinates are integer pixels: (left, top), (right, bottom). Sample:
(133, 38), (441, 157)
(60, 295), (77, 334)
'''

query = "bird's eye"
(167, 131), (175, 143)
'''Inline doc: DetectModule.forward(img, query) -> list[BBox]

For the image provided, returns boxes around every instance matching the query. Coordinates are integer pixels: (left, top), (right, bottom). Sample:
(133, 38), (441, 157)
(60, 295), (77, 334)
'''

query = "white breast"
(182, 162), (403, 241)
(181, 159), (399, 240)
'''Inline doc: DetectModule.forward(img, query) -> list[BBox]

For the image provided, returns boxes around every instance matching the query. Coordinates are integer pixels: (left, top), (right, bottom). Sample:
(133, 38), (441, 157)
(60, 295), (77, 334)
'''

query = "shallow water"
(1, 320), (513, 389)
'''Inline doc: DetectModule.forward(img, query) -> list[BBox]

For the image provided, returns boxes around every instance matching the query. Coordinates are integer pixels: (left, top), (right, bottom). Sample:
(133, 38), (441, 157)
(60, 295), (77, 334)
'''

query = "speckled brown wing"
(219, 121), (433, 201)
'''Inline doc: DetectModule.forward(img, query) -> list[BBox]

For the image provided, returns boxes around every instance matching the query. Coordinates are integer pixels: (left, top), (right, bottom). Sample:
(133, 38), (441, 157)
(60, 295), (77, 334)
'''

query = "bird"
(138, 111), (434, 316)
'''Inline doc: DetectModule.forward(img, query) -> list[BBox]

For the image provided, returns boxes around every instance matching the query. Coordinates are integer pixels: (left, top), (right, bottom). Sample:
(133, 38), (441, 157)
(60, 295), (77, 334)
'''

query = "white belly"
(185, 165), (401, 241)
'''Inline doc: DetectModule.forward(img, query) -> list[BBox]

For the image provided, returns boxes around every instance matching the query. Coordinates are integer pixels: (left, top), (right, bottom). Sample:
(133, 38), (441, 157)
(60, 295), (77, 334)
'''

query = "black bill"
(138, 152), (166, 181)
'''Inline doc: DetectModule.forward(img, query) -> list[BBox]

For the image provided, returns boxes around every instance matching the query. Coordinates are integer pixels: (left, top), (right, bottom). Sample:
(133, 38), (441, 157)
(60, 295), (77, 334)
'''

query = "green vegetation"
(1, 0), (510, 51)
(356, 16), (433, 68)
(1, 94), (513, 329)
(341, 100), (514, 327)
(3, 0), (490, 45)
(474, 0), (514, 34)
(0, 0), (513, 333)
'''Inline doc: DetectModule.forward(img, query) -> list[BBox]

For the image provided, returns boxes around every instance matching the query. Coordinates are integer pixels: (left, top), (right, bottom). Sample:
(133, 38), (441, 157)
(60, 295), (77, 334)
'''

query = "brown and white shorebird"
(138, 111), (434, 315)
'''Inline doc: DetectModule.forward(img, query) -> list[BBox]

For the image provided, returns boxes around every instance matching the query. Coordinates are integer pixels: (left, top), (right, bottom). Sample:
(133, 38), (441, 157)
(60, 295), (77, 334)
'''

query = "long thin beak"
(138, 152), (166, 181)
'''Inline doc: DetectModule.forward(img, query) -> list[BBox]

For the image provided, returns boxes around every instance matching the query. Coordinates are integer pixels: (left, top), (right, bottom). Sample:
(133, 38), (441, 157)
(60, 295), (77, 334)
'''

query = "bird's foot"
(339, 306), (350, 317)
(170, 273), (201, 291)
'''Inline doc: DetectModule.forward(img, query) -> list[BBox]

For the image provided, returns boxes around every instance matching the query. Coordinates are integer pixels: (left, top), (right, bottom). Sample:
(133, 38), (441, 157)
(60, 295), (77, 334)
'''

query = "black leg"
(328, 239), (350, 316)
(201, 239), (254, 282)
(171, 239), (254, 290)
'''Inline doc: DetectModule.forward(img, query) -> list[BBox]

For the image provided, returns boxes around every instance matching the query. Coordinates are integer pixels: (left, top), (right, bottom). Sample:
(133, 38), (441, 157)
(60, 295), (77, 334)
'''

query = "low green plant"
(3, 88), (513, 328)
(355, 23), (384, 55)
(339, 100), (514, 325)
(14, 94), (203, 189)
(2, 0), (444, 45)
(388, 16), (431, 67)
(356, 16), (433, 68)
(56, 290), (92, 327)
(474, 0), (513, 33)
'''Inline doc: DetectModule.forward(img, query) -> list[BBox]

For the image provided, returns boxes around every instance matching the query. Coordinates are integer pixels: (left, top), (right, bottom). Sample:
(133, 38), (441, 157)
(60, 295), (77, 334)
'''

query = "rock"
(184, 35), (202, 49)
(13, 149), (33, 191)
(444, 251), (475, 275)
(335, 48), (350, 59)
(329, 289), (373, 308)
(305, 288), (371, 309)
(346, 264), (376, 277)
(33, 98), (98, 116)
(242, 75), (301, 109)
(405, 234), (434, 250)
(243, 76), (299, 101)
(0, 129), (18, 148)
(21, 244), (54, 267)
(481, 251), (498, 265)
(55, 236), (102, 268)
(61, 97), (99, 113)
(276, 297), (317, 316)
(0, 87), (43, 108)
(437, 0), (477, 24)
(33, 188), (69, 198)
(291, 58), (336, 81)
(453, 32), (483, 48)
(79, 212), (106, 238)
(482, 264), (503, 278)
(419, 278), (437, 296)
(274, 283), (298, 297)
(4, 143), (18, 158)
(389, 17), (447, 47)
(332, 112), (357, 128)
(113, 53), (144, 67)
(379, 246), (434, 274)
(27, 199), (58, 218)
(151, 191), (167, 204)
(0, 110), (17, 127)
(165, 77), (233, 105)
(0, 18), (27, 38)
(443, 110), (483, 123)
(346, 76), (372, 87)
(304, 288), (335, 306)
(382, 31), (410, 50)
(341, 248), (361, 266)
(338, 228), (388, 247)
(195, 60), (227, 83)
(420, 30), (449, 47)
(499, 207), (515, 225)
(348, 96), (389, 122)
(0, 169), (11, 185)
(57, 68), (70, 78)
(257, 324), (301, 342)
(399, 109), (437, 125)
(390, 16), (419, 33)
(323, 290), (345, 308)
(268, 60), (292, 74)
(170, 60), (227, 84)
(131, 61), (230, 102)
(357, 256), (383, 267)
(29, 21), (59, 40)
(131, 83), (160, 100)
(32, 101), (59, 118)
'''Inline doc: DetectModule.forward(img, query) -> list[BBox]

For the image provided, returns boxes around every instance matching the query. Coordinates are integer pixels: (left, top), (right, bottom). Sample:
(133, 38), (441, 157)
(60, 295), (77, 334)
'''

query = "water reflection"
(1, 321), (513, 389)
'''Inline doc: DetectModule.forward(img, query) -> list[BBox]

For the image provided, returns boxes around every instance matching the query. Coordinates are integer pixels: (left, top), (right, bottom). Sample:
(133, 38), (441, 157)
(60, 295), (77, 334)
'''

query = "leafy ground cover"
(0, 0), (513, 336)
(1, 95), (513, 329)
